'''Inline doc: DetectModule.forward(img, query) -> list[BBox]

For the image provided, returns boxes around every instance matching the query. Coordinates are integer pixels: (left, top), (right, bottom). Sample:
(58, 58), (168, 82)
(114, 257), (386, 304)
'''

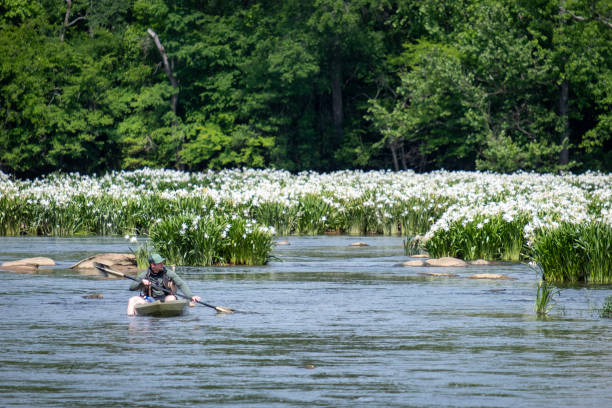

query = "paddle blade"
(93, 262), (123, 278)
(214, 306), (234, 314)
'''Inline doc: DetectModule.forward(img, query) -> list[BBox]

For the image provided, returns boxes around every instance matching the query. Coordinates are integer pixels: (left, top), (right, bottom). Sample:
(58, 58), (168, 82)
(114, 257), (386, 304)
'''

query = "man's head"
(148, 253), (165, 273)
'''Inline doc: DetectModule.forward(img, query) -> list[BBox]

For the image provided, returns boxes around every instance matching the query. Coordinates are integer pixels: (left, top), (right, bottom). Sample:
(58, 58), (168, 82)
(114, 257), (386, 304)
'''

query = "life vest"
(142, 268), (177, 298)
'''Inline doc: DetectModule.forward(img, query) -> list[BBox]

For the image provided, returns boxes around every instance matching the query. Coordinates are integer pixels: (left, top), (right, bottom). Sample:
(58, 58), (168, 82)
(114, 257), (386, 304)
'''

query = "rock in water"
(70, 253), (137, 273)
(399, 260), (426, 267)
(468, 273), (514, 280)
(83, 293), (104, 299)
(0, 257), (55, 272)
(418, 272), (459, 277)
(425, 257), (468, 267)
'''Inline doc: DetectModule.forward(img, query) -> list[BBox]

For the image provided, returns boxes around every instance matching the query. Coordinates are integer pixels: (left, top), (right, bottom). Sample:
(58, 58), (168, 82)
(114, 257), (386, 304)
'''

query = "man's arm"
(129, 270), (148, 291)
(167, 270), (194, 298)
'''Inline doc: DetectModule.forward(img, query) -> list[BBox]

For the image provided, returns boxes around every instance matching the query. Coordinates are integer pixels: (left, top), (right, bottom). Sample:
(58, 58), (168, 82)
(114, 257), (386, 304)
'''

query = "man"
(126, 253), (201, 315)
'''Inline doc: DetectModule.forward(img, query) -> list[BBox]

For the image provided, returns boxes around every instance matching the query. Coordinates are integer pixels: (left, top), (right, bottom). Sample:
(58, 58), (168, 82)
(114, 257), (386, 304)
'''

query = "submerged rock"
(425, 257), (468, 267)
(399, 260), (426, 267)
(349, 242), (369, 247)
(470, 259), (500, 266)
(70, 253), (138, 273)
(0, 257), (55, 272)
(275, 240), (291, 245)
(418, 272), (459, 277)
(468, 273), (515, 280)
(83, 293), (104, 299)
(411, 254), (430, 258)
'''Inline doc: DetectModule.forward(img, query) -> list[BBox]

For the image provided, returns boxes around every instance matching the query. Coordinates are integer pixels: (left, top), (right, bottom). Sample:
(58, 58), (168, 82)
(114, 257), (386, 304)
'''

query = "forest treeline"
(0, 0), (610, 178)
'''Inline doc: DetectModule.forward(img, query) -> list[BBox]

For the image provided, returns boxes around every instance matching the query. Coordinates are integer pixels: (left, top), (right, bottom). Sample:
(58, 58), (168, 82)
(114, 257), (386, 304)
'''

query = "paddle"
(93, 262), (234, 313)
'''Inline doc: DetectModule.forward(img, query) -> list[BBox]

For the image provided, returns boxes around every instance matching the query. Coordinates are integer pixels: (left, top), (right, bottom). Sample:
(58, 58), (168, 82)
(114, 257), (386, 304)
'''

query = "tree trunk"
(60, 0), (72, 42)
(399, 141), (408, 170)
(559, 79), (569, 165)
(147, 28), (179, 118)
(60, 0), (86, 42)
(389, 140), (399, 171)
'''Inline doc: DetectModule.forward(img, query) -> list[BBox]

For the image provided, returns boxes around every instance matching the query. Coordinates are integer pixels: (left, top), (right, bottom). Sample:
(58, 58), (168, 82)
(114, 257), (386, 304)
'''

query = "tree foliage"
(0, 0), (609, 177)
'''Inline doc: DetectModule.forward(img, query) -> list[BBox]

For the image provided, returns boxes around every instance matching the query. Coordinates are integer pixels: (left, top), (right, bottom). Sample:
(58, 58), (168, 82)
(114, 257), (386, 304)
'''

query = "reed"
(148, 213), (273, 266)
(0, 196), (32, 235)
(576, 222), (612, 284)
(127, 237), (154, 269)
(529, 222), (612, 284)
(424, 213), (528, 261)
(535, 280), (559, 317)
(395, 196), (450, 236)
(250, 201), (298, 236)
(295, 194), (336, 235)
(149, 214), (223, 266)
(337, 196), (380, 235)
(218, 216), (274, 265)
(600, 296), (612, 319)
(0, 169), (609, 279)
(404, 235), (426, 256)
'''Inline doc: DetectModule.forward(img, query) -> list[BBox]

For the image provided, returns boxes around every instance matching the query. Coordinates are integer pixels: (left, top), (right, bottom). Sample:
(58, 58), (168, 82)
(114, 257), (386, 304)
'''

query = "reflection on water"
(0, 235), (611, 407)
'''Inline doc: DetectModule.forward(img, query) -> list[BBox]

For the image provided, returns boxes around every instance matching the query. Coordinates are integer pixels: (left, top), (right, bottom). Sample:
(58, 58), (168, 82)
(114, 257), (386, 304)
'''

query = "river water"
(0, 236), (610, 407)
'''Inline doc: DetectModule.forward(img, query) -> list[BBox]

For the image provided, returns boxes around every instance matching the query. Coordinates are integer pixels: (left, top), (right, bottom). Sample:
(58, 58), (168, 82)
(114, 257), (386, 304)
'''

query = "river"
(1, 236), (610, 407)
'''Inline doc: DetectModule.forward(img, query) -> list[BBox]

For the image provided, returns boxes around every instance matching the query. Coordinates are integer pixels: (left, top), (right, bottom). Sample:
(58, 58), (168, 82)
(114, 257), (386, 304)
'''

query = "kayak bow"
(135, 299), (189, 317)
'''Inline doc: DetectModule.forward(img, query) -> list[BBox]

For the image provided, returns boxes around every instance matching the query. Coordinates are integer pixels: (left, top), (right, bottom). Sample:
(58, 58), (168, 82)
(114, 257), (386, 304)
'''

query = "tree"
(0, 0), (609, 176)
(554, 0), (611, 169)
(369, 43), (488, 170)
(0, 19), (123, 175)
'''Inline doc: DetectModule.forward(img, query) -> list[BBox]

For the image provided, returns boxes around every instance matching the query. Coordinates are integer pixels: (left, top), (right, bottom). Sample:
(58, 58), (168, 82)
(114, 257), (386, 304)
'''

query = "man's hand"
(191, 296), (201, 302)
(141, 279), (151, 286)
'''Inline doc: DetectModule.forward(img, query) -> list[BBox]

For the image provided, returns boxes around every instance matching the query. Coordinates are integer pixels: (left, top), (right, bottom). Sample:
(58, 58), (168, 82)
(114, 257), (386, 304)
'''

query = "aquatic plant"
(125, 235), (153, 269)
(0, 168), (610, 279)
(217, 216), (275, 266)
(529, 222), (612, 284)
(535, 280), (559, 317)
(575, 223), (612, 284)
(249, 200), (298, 236)
(295, 193), (337, 235)
(148, 213), (274, 266)
(600, 296), (612, 319)
(424, 212), (529, 261)
(404, 235), (424, 256)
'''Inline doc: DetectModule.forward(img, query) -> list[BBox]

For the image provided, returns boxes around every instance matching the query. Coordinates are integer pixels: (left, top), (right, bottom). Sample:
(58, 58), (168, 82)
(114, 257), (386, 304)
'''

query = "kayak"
(135, 299), (189, 317)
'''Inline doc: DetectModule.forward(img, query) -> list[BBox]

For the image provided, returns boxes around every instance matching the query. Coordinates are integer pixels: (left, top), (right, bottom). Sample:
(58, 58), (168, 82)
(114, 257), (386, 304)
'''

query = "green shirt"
(129, 267), (194, 299)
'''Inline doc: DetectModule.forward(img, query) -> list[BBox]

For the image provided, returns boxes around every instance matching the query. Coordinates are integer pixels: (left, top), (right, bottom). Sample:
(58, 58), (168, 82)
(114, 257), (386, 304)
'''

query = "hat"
(149, 253), (165, 264)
